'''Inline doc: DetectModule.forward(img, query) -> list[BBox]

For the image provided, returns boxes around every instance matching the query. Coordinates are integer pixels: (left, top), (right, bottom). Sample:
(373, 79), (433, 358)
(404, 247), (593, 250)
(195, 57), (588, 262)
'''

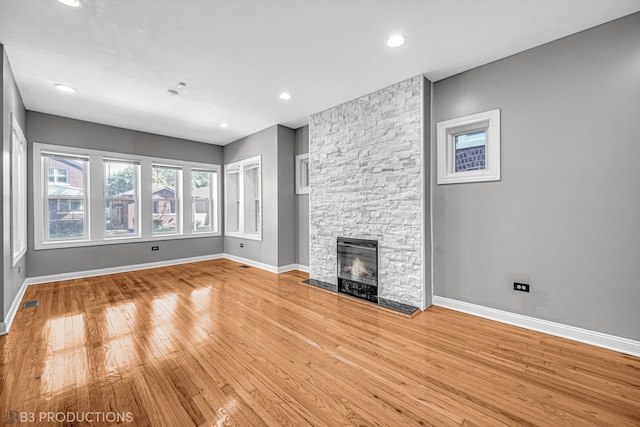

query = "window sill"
(224, 231), (262, 241)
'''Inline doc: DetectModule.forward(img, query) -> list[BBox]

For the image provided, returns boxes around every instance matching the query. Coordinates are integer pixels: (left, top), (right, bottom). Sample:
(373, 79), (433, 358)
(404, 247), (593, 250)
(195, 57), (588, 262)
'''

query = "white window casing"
(10, 114), (28, 265)
(295, 153), (310, 194)
(437, 109), (501, 185)
(224, 156), (262, 241)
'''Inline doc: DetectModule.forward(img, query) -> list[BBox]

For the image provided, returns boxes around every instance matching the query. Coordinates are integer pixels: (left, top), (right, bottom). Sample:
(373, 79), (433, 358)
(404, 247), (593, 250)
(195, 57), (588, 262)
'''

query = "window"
(152, 165), (181, 234)
(455, 130), (486, 172)
(105, 159), (140, 237)
(33, 143), (221, 250)
(49, 167), (68, 184)
(295, 153), (310, 194)
(192, 169), (218, 233)
(224, 156), (261, 240)
(43, 153), (88, 241)
(437, 109), (500, 184)
(10, 114), (27, 265)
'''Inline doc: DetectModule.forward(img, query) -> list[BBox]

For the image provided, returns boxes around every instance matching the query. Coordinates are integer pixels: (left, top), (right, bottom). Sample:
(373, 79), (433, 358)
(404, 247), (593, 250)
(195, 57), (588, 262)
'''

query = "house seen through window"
(45, 154), (87, 240)
(152, 165), (180, 235)
(105, 159), (139, 237)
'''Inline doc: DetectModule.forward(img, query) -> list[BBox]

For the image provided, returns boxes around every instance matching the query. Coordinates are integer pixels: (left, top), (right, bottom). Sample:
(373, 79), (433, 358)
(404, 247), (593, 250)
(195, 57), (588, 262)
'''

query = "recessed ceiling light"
(56, 0), (81, 7)
(167, 89), (179, 95)
(386, 34), (406, 48)
(278, 92), (292, 100)
(54, 83), (76, 93)
(219, 122), (230, 128)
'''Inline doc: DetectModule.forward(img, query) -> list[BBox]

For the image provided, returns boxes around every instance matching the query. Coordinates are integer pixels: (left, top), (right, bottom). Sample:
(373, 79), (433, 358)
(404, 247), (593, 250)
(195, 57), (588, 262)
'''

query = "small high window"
(437, 109), (500, 184)
(295, 153), (310, 194)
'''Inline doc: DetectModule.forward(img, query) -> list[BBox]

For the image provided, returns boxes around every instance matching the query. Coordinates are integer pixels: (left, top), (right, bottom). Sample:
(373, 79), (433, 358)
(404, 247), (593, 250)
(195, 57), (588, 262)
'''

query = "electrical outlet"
(513, 282), (530, 292)
(151, 246), (159, 251)
(240, 243), (244, 248)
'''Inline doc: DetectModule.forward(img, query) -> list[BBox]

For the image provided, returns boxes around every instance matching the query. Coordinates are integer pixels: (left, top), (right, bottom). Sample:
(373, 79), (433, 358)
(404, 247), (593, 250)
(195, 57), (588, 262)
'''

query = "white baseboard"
(294, 264), (309, 273)
(223, 253), (280, 273)
(26, 254), (224, 286)
(0, 278), (29, 335)
(221, 254), (309, 274)
(433, 296), (640, 358)
(25, 253), (308, 288)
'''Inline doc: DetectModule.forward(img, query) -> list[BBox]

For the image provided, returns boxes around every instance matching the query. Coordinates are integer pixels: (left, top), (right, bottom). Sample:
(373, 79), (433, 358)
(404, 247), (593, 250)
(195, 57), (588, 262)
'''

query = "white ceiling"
(1, 0), (639, 146)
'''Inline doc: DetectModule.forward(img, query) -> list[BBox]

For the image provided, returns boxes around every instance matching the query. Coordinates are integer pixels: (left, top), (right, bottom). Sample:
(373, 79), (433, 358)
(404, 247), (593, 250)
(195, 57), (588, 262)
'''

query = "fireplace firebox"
(337, 237), (378, 303)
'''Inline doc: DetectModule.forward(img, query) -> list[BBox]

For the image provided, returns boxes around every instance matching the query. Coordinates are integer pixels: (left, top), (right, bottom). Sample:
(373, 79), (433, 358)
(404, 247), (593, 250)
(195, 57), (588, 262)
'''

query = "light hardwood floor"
(1, 259), (638, 426)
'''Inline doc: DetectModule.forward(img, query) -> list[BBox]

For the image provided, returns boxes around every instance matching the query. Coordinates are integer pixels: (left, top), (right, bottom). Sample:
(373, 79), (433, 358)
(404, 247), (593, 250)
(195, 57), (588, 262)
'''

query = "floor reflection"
(191, 287), (212, 343)
(150, 293), (178, 358)
(105, 302), (137, 336)
(42, 314), (88, 394)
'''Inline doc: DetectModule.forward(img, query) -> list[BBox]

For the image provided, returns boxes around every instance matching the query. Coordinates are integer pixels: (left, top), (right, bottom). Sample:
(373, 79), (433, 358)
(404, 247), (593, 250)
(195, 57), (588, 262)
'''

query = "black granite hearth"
(301, 279), (419, 317)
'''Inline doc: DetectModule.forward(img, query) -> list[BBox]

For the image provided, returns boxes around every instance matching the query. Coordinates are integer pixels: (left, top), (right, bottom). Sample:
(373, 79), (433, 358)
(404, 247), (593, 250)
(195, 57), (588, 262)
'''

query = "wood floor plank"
(1, 259), (639, 426)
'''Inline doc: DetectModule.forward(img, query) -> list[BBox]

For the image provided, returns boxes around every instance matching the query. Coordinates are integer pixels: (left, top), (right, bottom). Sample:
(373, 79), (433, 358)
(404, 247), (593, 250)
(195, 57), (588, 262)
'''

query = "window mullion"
(183, 165), (192, 236)
(87, 154), (102, 241)
(140, 159), (153, 238)
(238, 164), (245, 235)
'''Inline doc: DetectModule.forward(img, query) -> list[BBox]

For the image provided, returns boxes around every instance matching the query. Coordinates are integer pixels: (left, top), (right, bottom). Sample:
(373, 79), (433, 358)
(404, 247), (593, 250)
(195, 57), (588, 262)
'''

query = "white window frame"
(295, 153), (310, 194)
(224, 156), (262, 241)
(437, 109), (500, 185)
(191, 168), (219, 234)
(42, 153), (90, 243)
(10, 114), (27, 265)
(33, 143), (221, 250)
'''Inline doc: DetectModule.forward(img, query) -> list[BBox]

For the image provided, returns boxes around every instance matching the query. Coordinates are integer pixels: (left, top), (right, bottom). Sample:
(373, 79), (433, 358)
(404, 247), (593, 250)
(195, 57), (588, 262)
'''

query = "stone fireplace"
(337, 237), (378, 303)
(309, 75), (432, 310)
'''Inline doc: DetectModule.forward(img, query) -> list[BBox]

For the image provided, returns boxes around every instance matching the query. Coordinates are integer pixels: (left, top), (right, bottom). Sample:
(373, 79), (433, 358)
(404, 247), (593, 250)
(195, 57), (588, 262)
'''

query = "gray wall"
(2, 45), (27, 322)
(277, 125), (296, 267)
(223, 126), (279, 266)
(432, 13), (640, 341)
(222, 124), (297, 268)
(26, 112), (224, 277)
(294, 126), (309, 267)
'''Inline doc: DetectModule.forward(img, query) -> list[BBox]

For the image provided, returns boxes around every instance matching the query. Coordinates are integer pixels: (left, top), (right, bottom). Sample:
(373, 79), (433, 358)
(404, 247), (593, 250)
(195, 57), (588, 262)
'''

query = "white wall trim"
(0, 278), (29, 335)
(420, 75), (427, 311)
(223, 253), (279, 273)
(221, 253), (308, 274)
(278, 263), (309, 273)
(294, 264), (309, 273)
(26, 254), (224, 286)
(25, 253), (309, 289)
(433, 296), (640, 357)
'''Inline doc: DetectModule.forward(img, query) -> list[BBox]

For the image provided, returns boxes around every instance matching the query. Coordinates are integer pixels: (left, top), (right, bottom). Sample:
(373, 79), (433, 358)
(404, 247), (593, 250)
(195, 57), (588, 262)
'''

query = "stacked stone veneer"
(309, 76), (424, 307)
